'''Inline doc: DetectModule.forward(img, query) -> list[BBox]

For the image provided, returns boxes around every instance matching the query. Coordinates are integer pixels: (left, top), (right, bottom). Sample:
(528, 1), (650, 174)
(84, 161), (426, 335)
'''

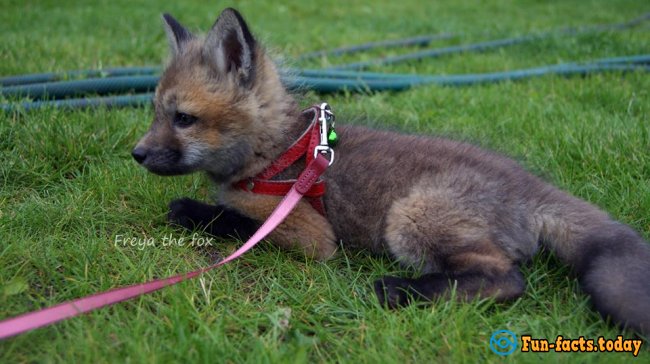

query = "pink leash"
(0, 155), (330, 340)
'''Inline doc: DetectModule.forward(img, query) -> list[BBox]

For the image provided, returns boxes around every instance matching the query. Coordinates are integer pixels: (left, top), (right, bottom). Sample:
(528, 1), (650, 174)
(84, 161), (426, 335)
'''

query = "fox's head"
(133, 8), (297, 182)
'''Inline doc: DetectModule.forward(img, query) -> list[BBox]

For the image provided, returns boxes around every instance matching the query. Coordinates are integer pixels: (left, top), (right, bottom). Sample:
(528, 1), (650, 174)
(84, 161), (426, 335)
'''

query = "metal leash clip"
(314, 102), (336, 165)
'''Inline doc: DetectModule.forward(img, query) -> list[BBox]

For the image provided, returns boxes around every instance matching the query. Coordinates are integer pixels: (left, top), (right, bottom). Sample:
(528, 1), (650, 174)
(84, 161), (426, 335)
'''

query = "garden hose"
(296, 33), (455, 60)
(328, 12), (650, 70)
(0, 67), (159, 87)
(1, 14), (649, 112)
(2, 60), (648, 112)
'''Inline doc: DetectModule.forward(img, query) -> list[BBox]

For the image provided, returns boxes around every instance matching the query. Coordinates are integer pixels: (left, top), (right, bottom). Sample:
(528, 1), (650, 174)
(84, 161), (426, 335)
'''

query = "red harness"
(233, 105), (328, 215)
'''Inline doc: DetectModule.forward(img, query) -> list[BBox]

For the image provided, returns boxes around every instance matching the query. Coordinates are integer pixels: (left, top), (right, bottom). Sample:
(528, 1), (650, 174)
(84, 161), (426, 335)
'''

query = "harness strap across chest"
(233, 105), (328, 215)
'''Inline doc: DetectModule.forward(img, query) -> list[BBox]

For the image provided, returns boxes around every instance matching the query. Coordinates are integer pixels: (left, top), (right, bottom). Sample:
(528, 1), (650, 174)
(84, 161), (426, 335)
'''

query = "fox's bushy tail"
(536, 189), (650, 335)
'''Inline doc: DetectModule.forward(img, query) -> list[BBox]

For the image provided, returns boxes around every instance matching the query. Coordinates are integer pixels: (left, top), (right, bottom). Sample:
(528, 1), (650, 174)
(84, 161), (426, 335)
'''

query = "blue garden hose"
(2, 55), (649, 100)
(3, 12), (648, 88)
(327, 13), (650, 71)
(1, 14), (649, 112)
(0, 67), (159, 87)
(0, 33), (455, 87)
(1, 75), (160, 100)
(3, 59), (648, 112)
(296, 33), (455, 61)
(0, 93), (155, 112)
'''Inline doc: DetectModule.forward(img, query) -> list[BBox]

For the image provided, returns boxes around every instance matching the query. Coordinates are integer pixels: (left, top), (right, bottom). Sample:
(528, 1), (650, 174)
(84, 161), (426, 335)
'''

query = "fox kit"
(133, 8), (650, 335)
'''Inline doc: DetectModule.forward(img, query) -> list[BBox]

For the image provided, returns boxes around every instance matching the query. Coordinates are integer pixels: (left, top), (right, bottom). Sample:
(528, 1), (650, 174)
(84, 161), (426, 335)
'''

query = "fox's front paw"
(167, 198), (258, 239)
(167, 197), (209, 230)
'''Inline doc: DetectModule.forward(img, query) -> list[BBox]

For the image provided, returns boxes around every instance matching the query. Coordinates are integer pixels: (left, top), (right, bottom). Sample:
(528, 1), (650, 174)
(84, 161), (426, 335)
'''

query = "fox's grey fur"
(133, 8), (650, 335)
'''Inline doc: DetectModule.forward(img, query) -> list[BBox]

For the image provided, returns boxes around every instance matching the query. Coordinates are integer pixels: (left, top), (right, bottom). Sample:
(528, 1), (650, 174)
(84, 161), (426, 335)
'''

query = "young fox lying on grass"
(132, 8), (650, 335)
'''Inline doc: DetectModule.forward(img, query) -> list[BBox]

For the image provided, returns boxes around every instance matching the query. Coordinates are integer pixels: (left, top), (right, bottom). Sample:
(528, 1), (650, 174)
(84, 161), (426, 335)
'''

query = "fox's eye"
(174, 112), (198, 127)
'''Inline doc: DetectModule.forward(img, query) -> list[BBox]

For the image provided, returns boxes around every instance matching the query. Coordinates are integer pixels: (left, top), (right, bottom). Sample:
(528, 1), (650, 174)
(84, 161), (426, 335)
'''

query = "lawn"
(1, 0), (649, 362)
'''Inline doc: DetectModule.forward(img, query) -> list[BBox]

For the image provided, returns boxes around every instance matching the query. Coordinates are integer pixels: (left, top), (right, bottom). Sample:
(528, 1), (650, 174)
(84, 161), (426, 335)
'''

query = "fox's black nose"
(131, 147), (147, 164)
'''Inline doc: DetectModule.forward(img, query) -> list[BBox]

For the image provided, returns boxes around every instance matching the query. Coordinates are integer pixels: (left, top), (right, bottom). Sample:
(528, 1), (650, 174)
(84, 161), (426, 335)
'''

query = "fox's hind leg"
(167, 198), (259, 239)
(375, 268), (525, 309)
(375, 182), (527, 308)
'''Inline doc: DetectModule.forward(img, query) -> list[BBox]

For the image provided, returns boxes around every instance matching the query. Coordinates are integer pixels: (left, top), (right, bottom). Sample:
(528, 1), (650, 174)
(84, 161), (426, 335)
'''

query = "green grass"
(1, 0), (649, 362)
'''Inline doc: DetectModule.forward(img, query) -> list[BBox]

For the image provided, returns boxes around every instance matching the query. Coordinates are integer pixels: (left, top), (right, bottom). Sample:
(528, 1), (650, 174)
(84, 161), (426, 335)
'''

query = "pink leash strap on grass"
(0, 155), (330, 340)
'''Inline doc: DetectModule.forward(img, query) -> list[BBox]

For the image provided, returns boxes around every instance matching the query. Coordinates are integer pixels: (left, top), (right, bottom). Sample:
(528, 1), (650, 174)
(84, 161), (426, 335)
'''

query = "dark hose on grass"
(3, 13), (647, 88)
(0, 67), (159, 87)
(1, 13), (648, 112)
(2, 62), (648, 113)
(1, 75), (160, 100)
(1, 93), (154, 112)
(0, 33), (454, 87)
(327, 13), (650, 71)
(296, 33), (455, 61)
(3, 56), (649, 101)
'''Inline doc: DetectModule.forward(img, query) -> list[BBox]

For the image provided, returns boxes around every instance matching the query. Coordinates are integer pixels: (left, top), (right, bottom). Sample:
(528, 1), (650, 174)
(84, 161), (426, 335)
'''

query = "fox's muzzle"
(131, 146), (191, 176)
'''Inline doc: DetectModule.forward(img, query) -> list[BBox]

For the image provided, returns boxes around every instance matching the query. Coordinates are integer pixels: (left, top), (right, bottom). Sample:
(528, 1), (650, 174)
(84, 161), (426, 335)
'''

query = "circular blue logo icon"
(489, 330), (517, 356)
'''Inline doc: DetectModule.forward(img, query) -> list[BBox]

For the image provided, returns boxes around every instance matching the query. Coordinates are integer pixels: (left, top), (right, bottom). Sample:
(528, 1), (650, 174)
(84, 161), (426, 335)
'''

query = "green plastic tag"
(328, 129), (339, 147)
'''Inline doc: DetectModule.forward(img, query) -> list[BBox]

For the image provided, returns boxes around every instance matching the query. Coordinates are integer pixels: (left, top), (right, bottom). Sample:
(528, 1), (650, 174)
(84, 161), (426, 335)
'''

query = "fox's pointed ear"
(162, 13), (193, 57)
(204, 8), (257, 85)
